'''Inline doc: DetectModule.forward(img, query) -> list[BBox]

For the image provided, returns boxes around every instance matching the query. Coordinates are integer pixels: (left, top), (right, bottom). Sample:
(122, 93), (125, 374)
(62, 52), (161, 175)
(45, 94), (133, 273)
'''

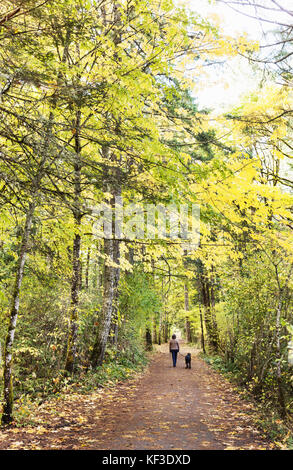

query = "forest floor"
(0, 343), (275, 450)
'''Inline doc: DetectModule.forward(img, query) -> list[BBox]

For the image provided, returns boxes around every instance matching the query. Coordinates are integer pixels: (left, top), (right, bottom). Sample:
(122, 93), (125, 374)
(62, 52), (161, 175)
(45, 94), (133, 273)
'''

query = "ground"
(0, 343), (274, 450)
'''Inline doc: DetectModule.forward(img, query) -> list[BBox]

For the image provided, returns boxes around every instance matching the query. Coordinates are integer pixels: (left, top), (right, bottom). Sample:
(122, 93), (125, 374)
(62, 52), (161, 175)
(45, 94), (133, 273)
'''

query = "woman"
(169, 334), (180, 367)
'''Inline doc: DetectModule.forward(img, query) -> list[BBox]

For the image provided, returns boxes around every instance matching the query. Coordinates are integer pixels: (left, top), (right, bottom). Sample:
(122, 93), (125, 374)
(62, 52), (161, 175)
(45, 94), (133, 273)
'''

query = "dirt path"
(0, 344), (273, 450)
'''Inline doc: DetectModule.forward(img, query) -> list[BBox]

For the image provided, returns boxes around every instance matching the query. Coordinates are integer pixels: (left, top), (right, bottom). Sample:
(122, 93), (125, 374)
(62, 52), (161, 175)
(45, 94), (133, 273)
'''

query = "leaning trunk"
(2, 202), (35, 424)
(91, 238), (115, 367)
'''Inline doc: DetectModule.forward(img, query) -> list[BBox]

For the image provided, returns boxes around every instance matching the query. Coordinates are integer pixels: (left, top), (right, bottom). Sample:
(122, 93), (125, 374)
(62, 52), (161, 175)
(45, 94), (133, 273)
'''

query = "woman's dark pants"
(171, 350), (178, 367)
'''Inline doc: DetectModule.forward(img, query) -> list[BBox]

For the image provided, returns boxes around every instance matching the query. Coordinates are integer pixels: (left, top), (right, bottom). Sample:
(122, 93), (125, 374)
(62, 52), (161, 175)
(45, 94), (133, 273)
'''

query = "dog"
(185, 353), (191, 369)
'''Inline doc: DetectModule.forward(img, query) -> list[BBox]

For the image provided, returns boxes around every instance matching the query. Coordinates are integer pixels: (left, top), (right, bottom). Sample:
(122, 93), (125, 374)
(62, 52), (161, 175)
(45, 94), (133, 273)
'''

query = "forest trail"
(0, 343), (273, 450)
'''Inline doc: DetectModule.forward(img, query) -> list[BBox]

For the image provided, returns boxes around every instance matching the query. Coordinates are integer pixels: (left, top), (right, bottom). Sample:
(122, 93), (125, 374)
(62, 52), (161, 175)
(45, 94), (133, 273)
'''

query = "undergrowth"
(2, 345), (151, 428)
(201, 353), (293, 449)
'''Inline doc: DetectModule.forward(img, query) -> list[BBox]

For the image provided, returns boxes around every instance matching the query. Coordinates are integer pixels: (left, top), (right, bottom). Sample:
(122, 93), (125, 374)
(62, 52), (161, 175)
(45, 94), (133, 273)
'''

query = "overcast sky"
(183, 1), (292, 182)
(182, 0), (264, 110)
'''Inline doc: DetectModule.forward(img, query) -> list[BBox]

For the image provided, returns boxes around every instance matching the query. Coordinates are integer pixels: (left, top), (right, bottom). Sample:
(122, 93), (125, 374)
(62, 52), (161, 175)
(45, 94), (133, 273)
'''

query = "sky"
(181, 1), (292, 182)
(184, 0), (264, 110)
(188, 0), (263, 37)
(183, 0), (293, 110)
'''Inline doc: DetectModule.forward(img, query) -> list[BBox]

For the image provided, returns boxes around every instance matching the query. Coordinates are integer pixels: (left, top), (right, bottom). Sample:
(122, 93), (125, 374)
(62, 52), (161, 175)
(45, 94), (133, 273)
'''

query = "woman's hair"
(172, 334), (176, 339)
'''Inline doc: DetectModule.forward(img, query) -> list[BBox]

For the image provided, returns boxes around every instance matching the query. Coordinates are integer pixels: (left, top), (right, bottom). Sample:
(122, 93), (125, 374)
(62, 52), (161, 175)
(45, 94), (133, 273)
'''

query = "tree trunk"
(2, 201), (35, 424)
(145, 326), (152, 351)
(85, 246), (91, 290)
(273, 263), (292, 417)
(163, 305), (169, 343)
(198, 300), (206, 354)
(185, 282), (192, 343)
(1, 105), (53, 423)
(91, 238), (115, 367)
(158, 319), (162, 345)
(153, 318), (158, 344)
(110, 238), (120, 346)
(210, 268), (219, 344)
(65, 231), (81, 373)
(98, 246), (104, 290)
(276, 298), (286, 417)
(201, 276), (219, 352)
(158, 279), (164, 345)
(183, 250), (192, 343)
(65, 110), (82, 373)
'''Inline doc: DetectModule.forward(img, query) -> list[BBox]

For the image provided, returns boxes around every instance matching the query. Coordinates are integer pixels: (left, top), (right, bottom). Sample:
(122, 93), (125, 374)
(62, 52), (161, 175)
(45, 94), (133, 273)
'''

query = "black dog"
(185, 353), (191, 369)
